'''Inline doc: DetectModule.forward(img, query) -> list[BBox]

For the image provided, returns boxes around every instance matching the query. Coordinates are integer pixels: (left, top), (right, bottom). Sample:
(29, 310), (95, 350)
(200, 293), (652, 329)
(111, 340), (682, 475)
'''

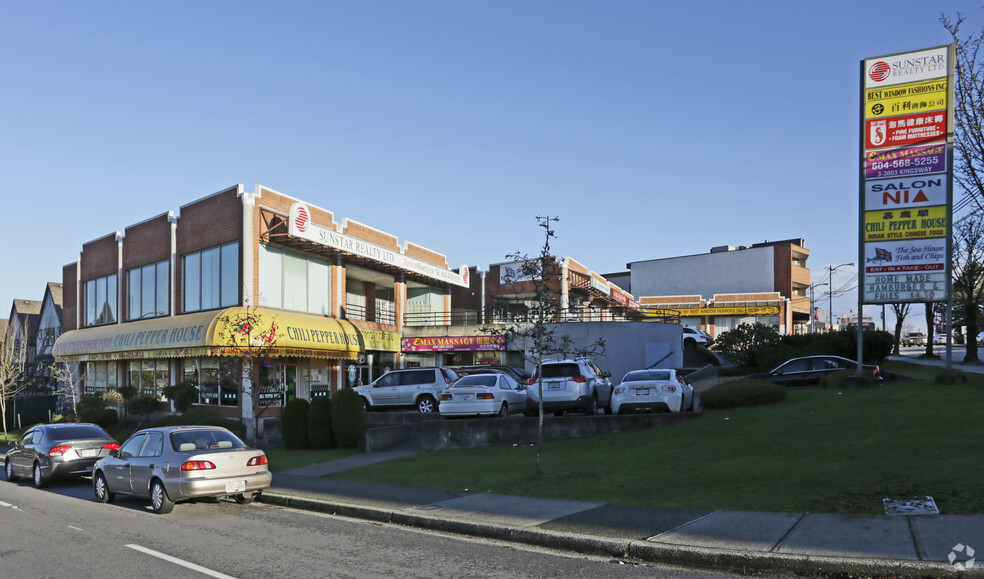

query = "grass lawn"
(330, 360), (984, 515)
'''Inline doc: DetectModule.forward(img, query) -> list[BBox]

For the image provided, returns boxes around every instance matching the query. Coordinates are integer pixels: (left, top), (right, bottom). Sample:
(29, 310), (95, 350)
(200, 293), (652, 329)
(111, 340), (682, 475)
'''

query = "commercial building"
(605, 239), (812, 338)
(53, 185), (467, 437)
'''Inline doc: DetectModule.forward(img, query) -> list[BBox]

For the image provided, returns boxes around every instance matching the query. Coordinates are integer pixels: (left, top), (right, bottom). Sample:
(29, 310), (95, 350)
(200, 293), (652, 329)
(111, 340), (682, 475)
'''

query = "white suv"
(683, 327), (711, 347)
(525, 358), (613, 416)
(355, 368), (459, 413)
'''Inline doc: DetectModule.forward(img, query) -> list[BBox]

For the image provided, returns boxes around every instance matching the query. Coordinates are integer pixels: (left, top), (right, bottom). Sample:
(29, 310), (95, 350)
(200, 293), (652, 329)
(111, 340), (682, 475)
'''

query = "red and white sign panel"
(865, 111), (946, 149)
(864, 46), (948, 88)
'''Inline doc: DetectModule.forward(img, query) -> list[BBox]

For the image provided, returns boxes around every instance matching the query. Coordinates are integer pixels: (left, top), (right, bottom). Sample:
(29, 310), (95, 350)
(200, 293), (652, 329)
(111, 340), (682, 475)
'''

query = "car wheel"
(5, 459), (17, 482)
(151, 480), (175, 514)
(497, 403), (508, 418)
(235, 492), (258, 504)
(679, 396), (686, 413)
(584, 395), (597, 416)
(361, 397), (371, 413)
(553, 410), (565, 417)
(417, 395), (437, 413)
(32, 462), (47, 489)
(93, 472), (114, 504)
(684, 338), (696, 347)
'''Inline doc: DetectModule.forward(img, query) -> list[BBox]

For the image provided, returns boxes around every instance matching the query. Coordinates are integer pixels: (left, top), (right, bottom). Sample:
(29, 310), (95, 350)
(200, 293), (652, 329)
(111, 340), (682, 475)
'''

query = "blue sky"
(3, 1), (981, 331)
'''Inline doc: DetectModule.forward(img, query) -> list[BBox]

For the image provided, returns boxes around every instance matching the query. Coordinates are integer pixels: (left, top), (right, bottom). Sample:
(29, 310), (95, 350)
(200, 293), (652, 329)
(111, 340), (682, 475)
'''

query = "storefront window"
(85, 361), (117, 393)
(182, 358), (240, 406)
(128, 360), (169, 399)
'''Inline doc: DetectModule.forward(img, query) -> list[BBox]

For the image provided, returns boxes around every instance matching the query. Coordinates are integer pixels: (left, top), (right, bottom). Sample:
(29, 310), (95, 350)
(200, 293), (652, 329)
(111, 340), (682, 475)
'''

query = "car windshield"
(622, 370), (671, 382)
(170, 429), (247, 451)
(48, 425), (110, 441)
(453, 375), (497, 388)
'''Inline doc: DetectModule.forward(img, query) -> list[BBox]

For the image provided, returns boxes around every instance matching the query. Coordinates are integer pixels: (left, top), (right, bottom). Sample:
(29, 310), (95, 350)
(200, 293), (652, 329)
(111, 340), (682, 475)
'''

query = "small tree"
(50, 360), (82, 422)
(890, 303), (911, 355)
(213, 303), (280, 441)
(952, 217), (984, 363)
(0, 334), (28, 438)
(711, 323), (781, 368)
(483, 216), (605, 475)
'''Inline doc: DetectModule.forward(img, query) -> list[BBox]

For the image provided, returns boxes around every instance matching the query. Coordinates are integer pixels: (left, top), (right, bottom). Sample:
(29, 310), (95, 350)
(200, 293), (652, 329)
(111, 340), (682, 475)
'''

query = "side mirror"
(108, 448), (120, 458)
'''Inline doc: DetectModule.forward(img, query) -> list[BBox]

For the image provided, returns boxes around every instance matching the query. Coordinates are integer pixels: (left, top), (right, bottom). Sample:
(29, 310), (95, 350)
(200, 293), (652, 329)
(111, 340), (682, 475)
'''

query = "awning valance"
(53, 307), (362, 362)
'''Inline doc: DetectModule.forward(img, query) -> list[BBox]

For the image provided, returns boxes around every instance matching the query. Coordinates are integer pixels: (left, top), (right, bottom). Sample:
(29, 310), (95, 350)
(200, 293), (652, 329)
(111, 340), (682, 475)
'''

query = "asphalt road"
(0, 476), (742, 578)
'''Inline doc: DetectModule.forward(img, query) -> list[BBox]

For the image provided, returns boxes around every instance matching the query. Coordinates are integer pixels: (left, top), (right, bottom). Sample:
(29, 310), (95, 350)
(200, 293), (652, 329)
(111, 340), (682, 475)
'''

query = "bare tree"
(890, 303), (911, 355)
(952, 217), (984, 362)
(0, 334), (29, 439)
(943, 13), (984, 213)
(483, 216), (605, 475)
(49, 360), (82, 422)
(213, 304), (281, 441)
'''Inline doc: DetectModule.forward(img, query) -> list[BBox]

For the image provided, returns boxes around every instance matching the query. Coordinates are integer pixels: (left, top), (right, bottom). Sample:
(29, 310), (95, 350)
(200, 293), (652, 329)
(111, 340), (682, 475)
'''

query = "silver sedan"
(92, 425), (271, 514)
(5, 423), (119, 488)
(439, 373), (528, 417)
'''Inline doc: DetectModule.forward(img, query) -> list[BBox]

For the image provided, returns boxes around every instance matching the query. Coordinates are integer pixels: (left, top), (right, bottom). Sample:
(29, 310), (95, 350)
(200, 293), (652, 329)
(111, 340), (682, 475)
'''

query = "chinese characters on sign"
(860, 46), (953, 304)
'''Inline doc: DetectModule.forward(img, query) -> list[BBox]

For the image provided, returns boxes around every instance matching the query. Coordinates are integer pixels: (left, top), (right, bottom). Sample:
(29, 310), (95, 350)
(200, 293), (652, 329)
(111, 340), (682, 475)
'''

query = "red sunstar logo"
(294, 205), (310, 233)
(868, 61), (891, 82)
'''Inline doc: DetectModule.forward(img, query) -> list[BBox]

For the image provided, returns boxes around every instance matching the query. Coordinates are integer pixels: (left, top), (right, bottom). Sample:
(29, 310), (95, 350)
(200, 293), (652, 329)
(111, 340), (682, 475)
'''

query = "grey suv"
(354, 367), (459, 413)
(525, 358), (613, 416)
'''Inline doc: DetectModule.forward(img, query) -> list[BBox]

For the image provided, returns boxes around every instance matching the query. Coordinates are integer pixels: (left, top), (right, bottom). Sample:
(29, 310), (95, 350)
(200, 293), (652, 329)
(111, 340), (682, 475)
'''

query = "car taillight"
(662, 385), (677, 393)
(48, 445), (71, 456)
(614, 386), (624, 394)
(181, 460), (216, 471)
(104, 443), (120, 450)
(572, 375), (587, 383)
(477, 393), (494, 400)
(527, 378), (536, 385)
(247, 456), (268, 467)
(441, 393), (452, 401)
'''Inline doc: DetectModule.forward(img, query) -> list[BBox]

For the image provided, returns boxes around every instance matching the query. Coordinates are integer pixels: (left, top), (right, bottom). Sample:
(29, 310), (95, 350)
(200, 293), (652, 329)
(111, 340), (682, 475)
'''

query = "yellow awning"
(53, 307), (362, 362)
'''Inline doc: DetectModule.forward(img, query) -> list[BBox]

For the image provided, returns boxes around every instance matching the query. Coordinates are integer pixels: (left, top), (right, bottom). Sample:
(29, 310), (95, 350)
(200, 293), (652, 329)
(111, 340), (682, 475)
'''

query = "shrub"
(75, 393), (118, 427)
(700, 379), (787, 409)
(127, 394), (160, 419)
(711, 323), (781, 368)
(331, 387), (364, 449)
(307, 396), (334, 449)
(281, 398), (311, 450)
(161, 380), (199, 412)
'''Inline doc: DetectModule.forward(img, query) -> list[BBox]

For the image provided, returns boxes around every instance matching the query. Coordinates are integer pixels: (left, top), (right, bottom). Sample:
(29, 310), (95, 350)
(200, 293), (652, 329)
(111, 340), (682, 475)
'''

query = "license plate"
(460, 395), (471, 401)
(548, 383), (562, 389)
(77, 448), (98, 457)
(225, 481), (246, 493)
(636, 389), (649, 396)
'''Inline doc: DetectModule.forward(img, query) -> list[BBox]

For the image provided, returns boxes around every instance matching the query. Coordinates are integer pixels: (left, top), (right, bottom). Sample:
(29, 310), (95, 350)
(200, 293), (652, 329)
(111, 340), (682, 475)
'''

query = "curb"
(260, 491), (980, 578)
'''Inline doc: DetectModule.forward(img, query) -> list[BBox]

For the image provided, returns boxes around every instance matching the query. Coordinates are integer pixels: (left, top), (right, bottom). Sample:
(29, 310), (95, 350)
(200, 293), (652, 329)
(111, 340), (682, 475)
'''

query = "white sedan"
(439, 373), (528, 417)
(611, 369), (694, 414)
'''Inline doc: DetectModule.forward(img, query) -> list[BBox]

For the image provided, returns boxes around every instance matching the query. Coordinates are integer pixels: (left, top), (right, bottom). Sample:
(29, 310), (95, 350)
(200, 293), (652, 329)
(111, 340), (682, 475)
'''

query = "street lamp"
(827, 263), (856, 332)
(809, 281), (827, 333)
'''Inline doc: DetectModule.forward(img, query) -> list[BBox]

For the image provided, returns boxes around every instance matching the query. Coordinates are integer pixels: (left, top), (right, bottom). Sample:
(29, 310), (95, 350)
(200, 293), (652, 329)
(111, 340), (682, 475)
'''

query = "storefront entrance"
(258, 361), (297, 406)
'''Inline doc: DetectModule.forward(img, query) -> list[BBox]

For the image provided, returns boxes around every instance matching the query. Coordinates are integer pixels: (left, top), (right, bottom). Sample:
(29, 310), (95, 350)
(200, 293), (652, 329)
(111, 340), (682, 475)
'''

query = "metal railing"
(403, 306), (679, 326)
(343, 302), (397, 325)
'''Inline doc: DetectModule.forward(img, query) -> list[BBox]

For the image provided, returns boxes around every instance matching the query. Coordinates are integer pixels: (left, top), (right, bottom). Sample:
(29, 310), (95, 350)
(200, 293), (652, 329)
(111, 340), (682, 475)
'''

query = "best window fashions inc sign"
(860, 45), (954, 304)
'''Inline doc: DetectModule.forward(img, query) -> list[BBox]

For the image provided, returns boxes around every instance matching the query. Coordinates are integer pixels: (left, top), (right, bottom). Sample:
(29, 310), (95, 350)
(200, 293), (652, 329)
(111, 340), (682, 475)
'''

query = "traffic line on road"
(126, 544), (238, 579)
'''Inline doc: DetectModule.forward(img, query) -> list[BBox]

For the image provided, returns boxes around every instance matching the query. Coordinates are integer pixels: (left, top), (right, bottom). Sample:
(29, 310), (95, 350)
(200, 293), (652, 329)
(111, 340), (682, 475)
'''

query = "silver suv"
(525, 358), (613, 416)
(355, 368), (459, 413)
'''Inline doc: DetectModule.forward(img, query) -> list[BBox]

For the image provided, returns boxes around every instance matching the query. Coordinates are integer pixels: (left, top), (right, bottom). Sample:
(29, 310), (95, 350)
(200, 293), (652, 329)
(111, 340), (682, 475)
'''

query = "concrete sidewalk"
(262, 438), (984, 578)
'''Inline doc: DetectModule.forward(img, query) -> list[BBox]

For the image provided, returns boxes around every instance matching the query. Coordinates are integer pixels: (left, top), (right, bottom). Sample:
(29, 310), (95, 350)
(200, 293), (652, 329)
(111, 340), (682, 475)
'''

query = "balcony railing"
(403, 306), (678, 326)
(343, 302), (396, 325)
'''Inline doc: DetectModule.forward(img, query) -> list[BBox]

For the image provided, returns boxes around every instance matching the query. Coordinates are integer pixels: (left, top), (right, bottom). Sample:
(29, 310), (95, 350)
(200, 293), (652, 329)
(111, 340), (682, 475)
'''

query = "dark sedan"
(5, 423), (120, 488)
(750, 355), (883, 387)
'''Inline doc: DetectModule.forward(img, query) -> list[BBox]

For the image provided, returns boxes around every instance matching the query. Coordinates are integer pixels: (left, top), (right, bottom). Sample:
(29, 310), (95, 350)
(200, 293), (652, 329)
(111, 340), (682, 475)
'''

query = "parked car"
(682, 327), (711, 347)
(5, 423), (119, 488)
(933, 333), (947, 345)
(439, 373), (528, 417)
(901, 332), (926, 347)
(749, 355), (883, 387)
(525, 358), (613, 416)
(354, 367), (459, 413)
(449, 365), (530, 382)
(92, 426), (271, 514)
(611, 369), (695, 414)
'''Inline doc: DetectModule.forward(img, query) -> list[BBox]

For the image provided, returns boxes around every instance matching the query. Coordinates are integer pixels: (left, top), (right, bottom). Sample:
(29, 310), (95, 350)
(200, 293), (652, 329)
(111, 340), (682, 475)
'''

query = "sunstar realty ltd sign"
(289, 203), (468, 287)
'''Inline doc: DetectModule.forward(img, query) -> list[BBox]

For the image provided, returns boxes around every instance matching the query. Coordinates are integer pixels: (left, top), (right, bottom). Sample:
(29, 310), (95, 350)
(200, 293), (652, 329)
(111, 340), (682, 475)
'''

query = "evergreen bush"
(281, 398), (311, 450)
(331, 387), (364, 449)
(700, 379), (787, 409)
(127, 394), (160, 419)
(161, 380), (199, 412)
(75, 393), (118, 427)
(307, 396), (334, 449)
